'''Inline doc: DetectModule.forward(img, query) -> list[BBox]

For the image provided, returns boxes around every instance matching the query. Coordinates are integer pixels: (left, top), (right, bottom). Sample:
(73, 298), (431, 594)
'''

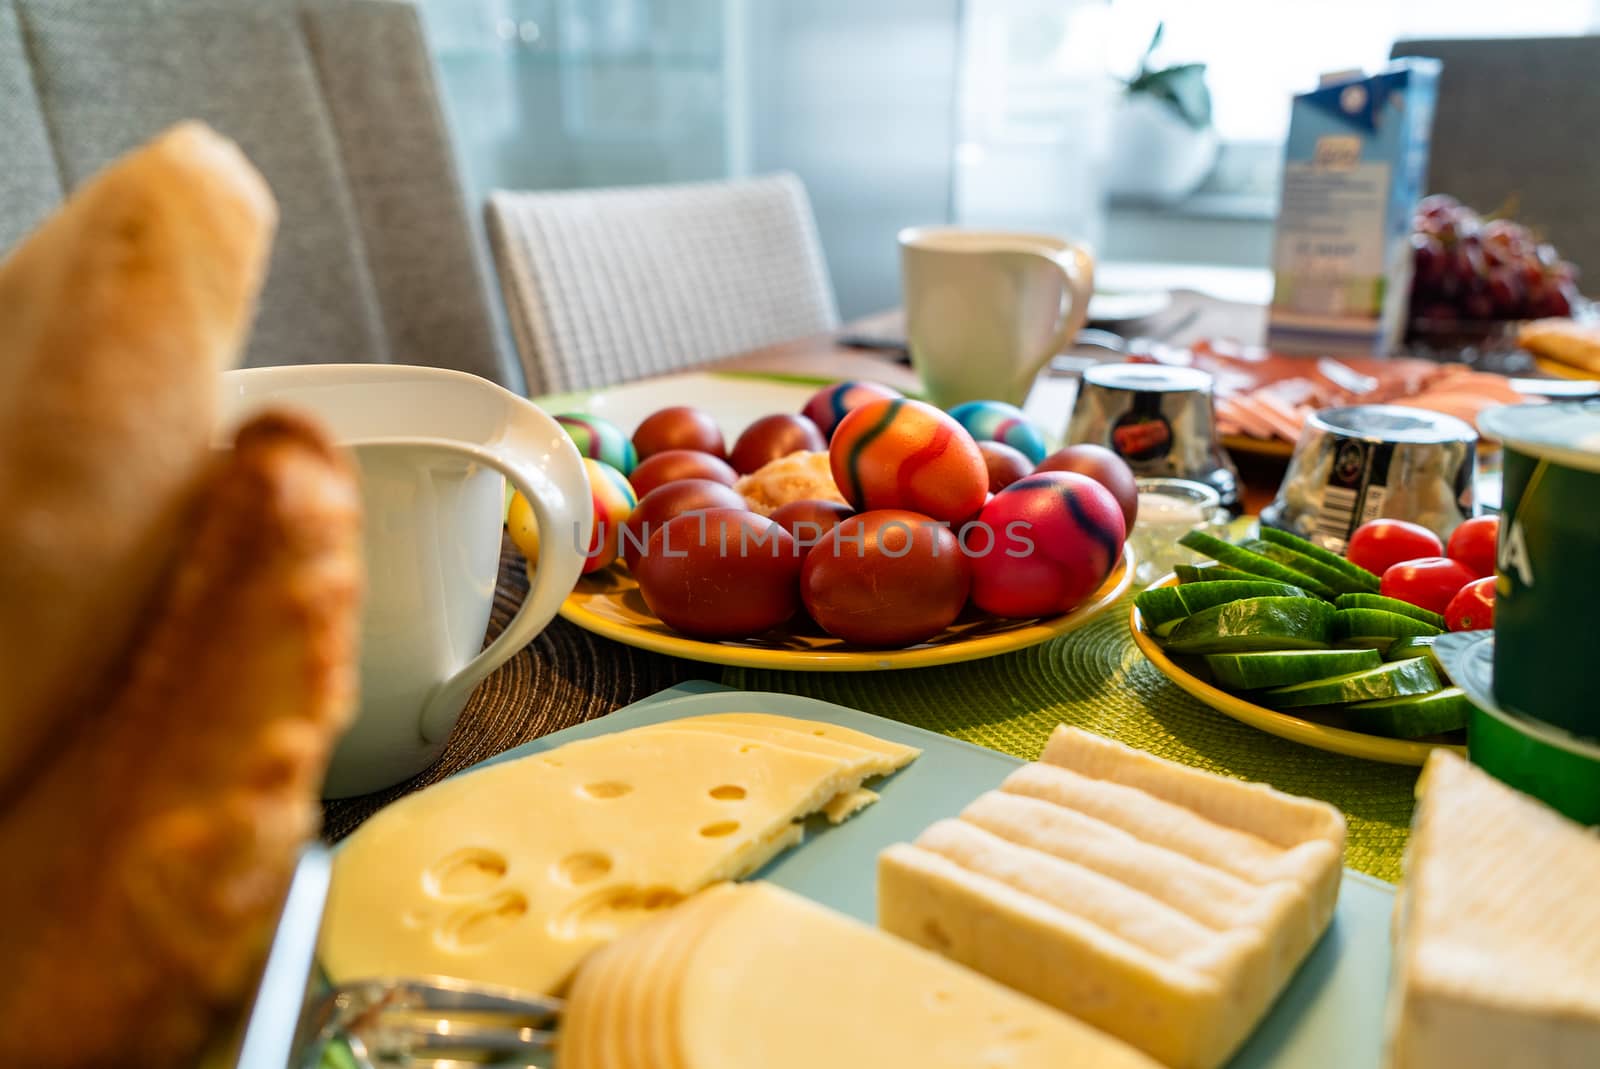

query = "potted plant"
(1104, 23), (1219, 206)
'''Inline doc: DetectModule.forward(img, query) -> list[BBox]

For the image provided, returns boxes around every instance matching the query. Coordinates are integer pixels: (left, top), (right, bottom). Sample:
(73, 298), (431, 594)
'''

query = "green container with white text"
(1478, 402), (1600, 740)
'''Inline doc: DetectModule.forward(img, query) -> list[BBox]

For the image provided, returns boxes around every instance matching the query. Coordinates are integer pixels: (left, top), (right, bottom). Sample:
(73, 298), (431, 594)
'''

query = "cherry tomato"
(1446, 515), (1499, 579)
(1444, 575), (1496, 632)
(1380, 556), (1477, 616)
(801, 510), (970, 646)
(633, 509), (801, 639)
(1347, 519), (1443, 577)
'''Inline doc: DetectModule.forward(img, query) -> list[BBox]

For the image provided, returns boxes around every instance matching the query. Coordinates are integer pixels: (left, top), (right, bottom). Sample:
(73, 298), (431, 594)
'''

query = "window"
(1109, 0), (1600, 145)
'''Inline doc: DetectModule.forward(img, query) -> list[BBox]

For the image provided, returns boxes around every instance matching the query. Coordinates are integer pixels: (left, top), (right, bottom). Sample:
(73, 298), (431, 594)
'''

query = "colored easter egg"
(977, 440), (1034, 493)
(1036, 444), (1138, 528)
(828, 398), (987, 523)
(556, 412), (638, 474)
(629, 449), (739, 498)
(730, 413), (827, 474)
(801, 380), (904, 438)
(633, 509), (802, 639)
(967, 471), (1126, 617)
(802, 510), (969, 647)
(633, 406), (727, 461)
(946, 400), (1048, 464)
(581, 457), (638, 574)
(621, 478), (748, 572)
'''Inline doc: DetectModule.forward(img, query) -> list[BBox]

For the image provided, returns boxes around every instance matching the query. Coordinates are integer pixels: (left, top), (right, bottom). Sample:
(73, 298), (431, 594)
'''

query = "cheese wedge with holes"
(321, 717), (917, 994)
(561, 882), (1163, 1069)
(1384, 751), (1600, 1069)
(879, 726), (1345, 1069)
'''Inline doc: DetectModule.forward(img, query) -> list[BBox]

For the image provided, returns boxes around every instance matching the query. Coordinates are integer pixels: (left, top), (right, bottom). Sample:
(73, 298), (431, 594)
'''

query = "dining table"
(322, 288), (1423, 884)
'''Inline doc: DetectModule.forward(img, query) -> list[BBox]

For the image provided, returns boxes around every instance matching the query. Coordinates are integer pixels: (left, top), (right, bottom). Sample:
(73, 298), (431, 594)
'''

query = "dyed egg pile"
(801, 380), (904, 437)
(581, 457), (638, 574)
(828, 398), (988, 523)
(946, 400), (1047, 464)
(508, 383), (1135, 648)
(556, 413), (637, 475)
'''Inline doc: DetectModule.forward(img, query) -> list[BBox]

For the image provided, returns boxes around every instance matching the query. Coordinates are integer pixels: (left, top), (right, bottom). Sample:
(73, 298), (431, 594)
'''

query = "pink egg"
(801, 380), (904, 438)
(967, 471), (1126, 617)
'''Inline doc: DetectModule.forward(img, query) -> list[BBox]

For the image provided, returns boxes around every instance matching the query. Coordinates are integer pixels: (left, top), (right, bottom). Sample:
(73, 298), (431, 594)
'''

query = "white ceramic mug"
(218, 364), (590, 797)
(899, 226), (1095, 407)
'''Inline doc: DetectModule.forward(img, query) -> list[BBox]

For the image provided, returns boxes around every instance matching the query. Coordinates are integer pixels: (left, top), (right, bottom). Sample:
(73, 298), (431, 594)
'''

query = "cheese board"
(316, 681), (1397, 1069)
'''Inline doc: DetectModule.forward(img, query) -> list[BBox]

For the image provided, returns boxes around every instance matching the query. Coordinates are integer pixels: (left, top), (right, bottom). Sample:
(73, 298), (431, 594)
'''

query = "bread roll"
(0, 122), (276, 792)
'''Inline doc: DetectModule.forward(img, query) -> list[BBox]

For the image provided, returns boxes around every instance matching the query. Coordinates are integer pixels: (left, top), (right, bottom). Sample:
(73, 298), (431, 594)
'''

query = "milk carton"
(1266, 60), (1440, 356)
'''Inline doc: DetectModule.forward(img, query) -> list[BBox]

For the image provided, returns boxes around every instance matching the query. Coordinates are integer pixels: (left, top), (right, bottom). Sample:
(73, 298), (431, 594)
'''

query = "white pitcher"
(218, 364), (590, 797)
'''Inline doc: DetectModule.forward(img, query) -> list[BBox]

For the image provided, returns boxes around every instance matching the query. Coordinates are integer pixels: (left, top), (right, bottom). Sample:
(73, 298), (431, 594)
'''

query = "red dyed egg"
(969, 472), (1126, 617)
(828, 398), (987, 523)
(633, 509), (802, 639)
(802, 510), (969, 646)
(977, 440), (1034, 493)
(629, 449), (738, 498)
(620, 479), (748, 572)
(770, 499), (854, 550)
(632, 406), (727, 461)
(729, 413), (827, 474)
(1035, 444), (1138, 528)
(801, 380), (904, 438)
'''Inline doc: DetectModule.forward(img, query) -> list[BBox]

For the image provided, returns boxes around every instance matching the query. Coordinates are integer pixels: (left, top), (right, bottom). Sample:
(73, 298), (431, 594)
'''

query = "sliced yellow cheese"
(563, 882), (1163, 1069)
(322, 718), (916, 994)
(1385, 751), (1600, 1069)
(879, 726), (1346, 1069)
(822, 786), (879, 824)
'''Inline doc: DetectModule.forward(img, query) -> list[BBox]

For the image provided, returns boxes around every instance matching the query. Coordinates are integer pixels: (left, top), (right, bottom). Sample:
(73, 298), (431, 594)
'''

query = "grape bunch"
(1408, 194), (1580, 328)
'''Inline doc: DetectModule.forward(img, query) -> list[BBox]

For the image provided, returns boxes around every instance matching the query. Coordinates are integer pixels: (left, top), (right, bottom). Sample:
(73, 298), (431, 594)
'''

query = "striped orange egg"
(828, 398), (987, 522)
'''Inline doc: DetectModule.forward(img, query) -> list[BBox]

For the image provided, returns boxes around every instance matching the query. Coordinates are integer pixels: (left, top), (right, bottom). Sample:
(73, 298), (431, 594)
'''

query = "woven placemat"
(724, 596), (1420, 883)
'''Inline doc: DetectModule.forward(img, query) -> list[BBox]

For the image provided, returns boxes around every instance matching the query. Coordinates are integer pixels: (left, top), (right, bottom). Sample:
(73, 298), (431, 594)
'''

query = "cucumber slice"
(1334, 608), (1444, 641)
(1261, 657), (1442, 708)
(1204, 648), (1383, 689)
(1137, 581), (1310, 627)
(1175, 564), (1261, 584)
(1334, 593), (1446, 630)
(1383, 635), (1449, 680)
(1347, 686), (1471, 738)
(1243, 539), (1373, 597)
(1164, 596), (1336, 655)
(1133, 586), (1190, 627)
(1257, 526), (1381, 590)
(1176, 531), (1337, 600)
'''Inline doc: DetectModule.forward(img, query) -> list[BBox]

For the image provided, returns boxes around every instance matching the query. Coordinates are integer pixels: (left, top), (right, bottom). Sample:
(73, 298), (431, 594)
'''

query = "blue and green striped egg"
(946, 400), (1047, 464)
(556, 412), (637, 475)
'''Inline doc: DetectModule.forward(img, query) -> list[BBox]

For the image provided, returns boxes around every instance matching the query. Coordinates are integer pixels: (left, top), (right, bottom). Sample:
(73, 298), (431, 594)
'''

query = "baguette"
(0, 122), (276, 792)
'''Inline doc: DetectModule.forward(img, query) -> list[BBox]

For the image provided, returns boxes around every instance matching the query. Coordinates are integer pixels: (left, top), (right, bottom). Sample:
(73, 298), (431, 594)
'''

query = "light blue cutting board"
(480, 681), (1396, 1069)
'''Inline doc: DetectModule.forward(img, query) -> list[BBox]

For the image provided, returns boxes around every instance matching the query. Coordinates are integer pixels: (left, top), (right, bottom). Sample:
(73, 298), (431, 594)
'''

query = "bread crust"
(0, 122), (277, 792)
(0, 410), (362, 1068)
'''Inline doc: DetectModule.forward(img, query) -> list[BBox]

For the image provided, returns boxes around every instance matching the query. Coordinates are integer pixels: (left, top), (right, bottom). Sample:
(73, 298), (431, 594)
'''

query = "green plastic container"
(1479, 402), (1600, 740)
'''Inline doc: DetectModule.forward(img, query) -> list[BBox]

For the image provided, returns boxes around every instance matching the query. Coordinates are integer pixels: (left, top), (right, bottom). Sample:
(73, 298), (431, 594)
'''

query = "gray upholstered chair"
(0, 0), (516, 388)
(485, 173), (840, 395)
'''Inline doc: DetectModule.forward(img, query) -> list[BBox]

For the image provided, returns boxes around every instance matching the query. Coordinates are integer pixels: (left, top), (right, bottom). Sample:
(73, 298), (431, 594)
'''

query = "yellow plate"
(1129, 575), (1466, 766)
(551, 545), (1133, 671)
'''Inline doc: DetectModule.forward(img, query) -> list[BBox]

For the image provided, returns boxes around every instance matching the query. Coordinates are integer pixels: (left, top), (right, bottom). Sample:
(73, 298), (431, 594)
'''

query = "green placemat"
(723, 595), (1419, 883)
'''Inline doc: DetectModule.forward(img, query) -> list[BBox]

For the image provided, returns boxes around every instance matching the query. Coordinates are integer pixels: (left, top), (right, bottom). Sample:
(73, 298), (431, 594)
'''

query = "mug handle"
(1035, 243), (1096, 364)
(415, 435), (591, 744)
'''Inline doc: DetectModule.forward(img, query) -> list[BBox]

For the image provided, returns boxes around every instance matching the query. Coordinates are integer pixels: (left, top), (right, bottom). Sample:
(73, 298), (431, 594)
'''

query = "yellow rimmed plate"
(1129, 575), (1466, 766)
(549, 545), (1133, 671)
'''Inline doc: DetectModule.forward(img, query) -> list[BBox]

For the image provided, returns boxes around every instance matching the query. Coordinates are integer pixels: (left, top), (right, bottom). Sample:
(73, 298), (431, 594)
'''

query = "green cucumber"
(1334, 594), (1446, 630)
(1204, 648), (1383, 689)
(1176, 531), (1337, 600)
(1164, 596), (1336, 655)
(1242, 539), (1373, 597)
(1138, 580), (1311, 627)
(1334, 608), (1444, 642)
(1347, 686), (1471, 738)
(1258, 526), (1381, 590)
(1261, 657), (1442, 708)
(1175, 564), (1261, 584)
(1133, 586), (1190, 627)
